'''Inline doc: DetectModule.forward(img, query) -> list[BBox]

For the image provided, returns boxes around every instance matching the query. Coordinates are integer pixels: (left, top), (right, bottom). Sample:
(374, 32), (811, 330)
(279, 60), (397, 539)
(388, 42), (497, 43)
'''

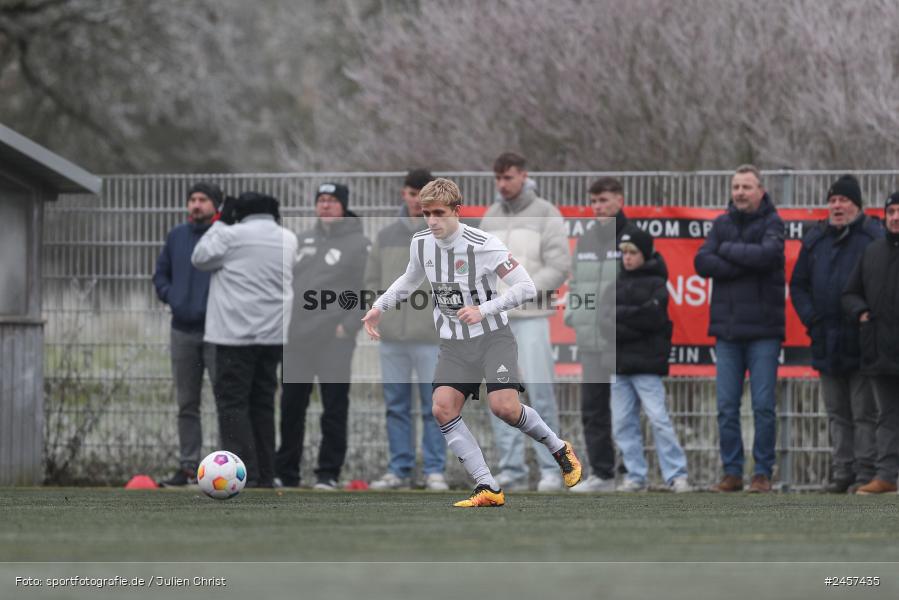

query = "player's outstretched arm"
(361, 307), (382, 340)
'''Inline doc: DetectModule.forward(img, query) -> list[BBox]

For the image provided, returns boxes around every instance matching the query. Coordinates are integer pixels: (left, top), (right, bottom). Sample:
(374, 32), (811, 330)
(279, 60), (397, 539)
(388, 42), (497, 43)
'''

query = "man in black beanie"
(843, 191), (899, 494)
(153, 181), (223, 486)
(791, 174), (882, 493)
(827, 175), (863, 210)
(277, 182), (370, 490)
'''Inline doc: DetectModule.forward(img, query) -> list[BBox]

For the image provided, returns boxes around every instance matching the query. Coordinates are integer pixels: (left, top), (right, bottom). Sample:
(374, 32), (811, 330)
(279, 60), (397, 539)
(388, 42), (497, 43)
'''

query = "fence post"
(782, 168), (794, 206)
(778, 381), (794, 492)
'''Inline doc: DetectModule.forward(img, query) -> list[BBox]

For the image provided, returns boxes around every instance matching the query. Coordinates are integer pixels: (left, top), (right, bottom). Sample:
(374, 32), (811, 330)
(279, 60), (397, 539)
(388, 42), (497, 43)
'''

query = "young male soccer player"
(362, 178), (582, 507)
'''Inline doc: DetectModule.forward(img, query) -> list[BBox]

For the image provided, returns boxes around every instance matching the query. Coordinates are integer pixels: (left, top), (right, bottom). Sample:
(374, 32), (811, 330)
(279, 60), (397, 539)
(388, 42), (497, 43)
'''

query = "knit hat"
(187, 182), (224, 209)
(619, 228), (653, 261)
(404, 169), (434, 191)
(233, 192), (280, 223)
(826, 175), (862, 208)
(885, 191), (899, 214)
(316, 182), (349, 212)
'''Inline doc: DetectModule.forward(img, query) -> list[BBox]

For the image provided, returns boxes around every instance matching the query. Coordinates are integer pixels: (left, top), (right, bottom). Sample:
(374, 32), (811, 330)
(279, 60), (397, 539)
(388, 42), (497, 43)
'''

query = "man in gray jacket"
(192, 192), (298, 488)
(479, 152), (570, 491)
(365, 170), (447, 491)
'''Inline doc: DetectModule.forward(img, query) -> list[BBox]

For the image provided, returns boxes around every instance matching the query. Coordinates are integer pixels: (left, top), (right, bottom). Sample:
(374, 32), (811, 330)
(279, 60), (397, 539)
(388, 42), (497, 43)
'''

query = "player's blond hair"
(419, 177), (462, 209)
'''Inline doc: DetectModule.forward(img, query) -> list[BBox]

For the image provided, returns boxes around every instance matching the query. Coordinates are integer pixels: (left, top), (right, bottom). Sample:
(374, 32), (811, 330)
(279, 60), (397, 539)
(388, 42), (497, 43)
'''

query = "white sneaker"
(616, 478), (647, 492)
(425, 473), (449, 491)
(495, 472), (529, 491)
(669, 476), (693, 493)
(369, 472), (411, 490)
(570, 475), (616, 493)
(313, 479), (339, 491)
(537, 472), (564, 492)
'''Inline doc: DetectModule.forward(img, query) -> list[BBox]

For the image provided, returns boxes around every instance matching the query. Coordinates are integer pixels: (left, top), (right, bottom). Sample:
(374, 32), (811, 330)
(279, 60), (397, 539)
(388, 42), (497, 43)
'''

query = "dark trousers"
(170, 328), (215, 471)
(212, 344), (281, 487)
(870, 375), (899, 482)
(820, 372), (877, 482)
(277, 337), (355, 484)
(581, 382), (615, 479)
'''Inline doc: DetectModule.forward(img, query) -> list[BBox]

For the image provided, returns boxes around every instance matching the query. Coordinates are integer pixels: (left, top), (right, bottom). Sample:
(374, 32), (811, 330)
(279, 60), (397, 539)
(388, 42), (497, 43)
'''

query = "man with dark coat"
(565, 176), (637, 493)
(153, 182), (222, 486)
(695, 164), (785, 493)
(791, 175), (882, 493)
(277, 183), (370, 490)
(842, 191), (899, 494)
(365, 170), (448, 491)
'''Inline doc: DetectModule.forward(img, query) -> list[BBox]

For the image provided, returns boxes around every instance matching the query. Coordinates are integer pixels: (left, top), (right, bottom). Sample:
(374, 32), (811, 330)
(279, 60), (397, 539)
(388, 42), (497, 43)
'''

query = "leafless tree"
(289, 0), (899, 172)
(4, 0), (899, 173)
(0, 0), (259, 171)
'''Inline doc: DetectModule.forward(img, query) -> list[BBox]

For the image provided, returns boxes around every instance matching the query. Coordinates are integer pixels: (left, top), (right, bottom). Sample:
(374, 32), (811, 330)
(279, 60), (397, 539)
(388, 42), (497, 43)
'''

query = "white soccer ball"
(197, 451), (247, 500)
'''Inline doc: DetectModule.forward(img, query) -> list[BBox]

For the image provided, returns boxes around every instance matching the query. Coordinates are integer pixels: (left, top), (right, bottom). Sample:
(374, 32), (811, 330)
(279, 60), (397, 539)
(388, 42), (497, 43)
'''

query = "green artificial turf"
(3, 488), (899, 563)
(5, 489), (899, 600)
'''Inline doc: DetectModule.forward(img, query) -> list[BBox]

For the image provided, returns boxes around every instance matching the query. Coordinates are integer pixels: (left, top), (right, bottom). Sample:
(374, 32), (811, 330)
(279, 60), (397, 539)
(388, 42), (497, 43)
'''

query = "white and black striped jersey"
(375, 223), (524, 340)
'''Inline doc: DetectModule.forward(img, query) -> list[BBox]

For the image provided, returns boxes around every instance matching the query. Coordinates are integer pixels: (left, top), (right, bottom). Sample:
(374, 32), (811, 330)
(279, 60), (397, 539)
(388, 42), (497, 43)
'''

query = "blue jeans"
(611, 374), (688, 484)
(490, 318), (560, 480)
(715, 338), (780, 478)
(380, 341), (445, 477)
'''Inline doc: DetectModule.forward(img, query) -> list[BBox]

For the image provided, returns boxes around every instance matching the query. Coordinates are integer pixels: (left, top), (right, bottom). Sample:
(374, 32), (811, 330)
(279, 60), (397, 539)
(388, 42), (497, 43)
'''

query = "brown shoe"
(855, 479), (898, 495)
(748, 474), (772, 493)
(847, 480), (870, 495)
(710, 474), (743, 492)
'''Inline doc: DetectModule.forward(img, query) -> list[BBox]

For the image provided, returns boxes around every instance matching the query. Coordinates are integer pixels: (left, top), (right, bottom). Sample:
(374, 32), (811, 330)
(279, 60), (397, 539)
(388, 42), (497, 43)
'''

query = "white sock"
(439, 416), (497, 490)
(515, 404), (565, 454)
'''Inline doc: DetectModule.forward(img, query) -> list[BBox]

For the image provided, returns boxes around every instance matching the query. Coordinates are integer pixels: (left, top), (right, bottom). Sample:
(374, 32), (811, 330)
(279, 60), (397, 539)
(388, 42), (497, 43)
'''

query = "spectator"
(603, 228), (692, 493)
(694, 164), (785, 493)
(479, 152), (570, 491)
(842, 191), (899, 495)
(565, 176), (635, 493)
(365, 169), (448, 491)
(153, 182), (222, 487)
(191, 192), (298, 488)
(791, 175), (881, 493)
(277, 183), (370, 490)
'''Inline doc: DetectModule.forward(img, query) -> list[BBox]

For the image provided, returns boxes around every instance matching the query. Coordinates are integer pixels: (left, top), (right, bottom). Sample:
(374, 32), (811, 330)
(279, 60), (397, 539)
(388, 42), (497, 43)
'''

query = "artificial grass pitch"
(4, 487), (899, 563)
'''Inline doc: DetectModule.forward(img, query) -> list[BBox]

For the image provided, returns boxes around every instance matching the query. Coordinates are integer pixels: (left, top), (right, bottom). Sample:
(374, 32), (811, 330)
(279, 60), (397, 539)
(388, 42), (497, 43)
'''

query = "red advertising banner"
(461, 205), (880, 379)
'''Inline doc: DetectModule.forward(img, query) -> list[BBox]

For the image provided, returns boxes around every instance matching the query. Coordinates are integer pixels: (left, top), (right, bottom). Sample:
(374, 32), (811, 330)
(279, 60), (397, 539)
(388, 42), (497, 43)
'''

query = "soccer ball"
(197, 451), (247, 500)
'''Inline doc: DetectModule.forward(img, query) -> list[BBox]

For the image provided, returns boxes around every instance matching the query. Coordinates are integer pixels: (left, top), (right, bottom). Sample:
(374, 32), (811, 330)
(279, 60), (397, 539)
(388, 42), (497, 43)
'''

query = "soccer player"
(361, 178), (582, 507)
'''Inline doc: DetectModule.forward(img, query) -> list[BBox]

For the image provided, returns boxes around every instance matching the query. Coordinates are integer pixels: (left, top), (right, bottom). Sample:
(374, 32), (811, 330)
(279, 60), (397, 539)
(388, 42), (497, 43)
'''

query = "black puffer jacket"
(601, 254), (672, 375)
(289, 213), (370, 343)
(842, 232), (899, 376)
(790, 214), (883, 375)
(694, 194), (785, 341)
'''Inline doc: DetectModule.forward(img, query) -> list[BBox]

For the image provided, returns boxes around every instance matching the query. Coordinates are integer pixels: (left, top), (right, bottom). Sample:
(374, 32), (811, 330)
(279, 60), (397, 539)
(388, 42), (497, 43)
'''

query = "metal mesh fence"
(42, 170), (899, 489)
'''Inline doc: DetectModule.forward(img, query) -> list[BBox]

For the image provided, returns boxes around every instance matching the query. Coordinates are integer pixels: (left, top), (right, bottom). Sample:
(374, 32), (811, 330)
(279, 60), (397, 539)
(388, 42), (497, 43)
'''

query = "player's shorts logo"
(496, 364), (510, 384)
(454, 259), (469, 275)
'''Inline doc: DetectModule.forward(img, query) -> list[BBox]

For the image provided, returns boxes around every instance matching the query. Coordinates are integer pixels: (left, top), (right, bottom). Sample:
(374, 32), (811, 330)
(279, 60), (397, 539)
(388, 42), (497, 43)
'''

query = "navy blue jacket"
(153, 222), (213, 333)
(790, 214), (883, 375)
(694, 194), (785, 341)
